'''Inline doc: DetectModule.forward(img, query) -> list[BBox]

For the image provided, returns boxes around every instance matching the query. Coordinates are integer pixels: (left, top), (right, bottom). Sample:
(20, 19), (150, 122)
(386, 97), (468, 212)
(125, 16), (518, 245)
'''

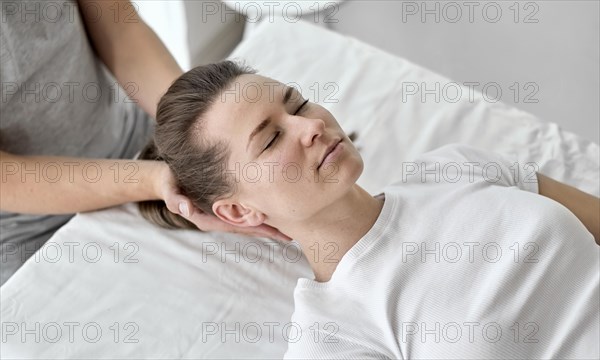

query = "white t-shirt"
(284, 143), (599, 359)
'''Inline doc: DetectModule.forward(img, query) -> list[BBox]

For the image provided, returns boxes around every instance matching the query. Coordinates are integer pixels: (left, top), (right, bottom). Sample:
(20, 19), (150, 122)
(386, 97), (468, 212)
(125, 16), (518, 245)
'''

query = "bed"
(1, 17), (598, 359)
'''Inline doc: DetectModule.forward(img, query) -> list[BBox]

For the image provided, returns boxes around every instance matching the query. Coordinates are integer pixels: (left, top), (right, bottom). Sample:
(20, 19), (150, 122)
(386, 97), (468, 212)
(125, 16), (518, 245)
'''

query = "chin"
(335, 157), (363, 187)
(349, 153), (364, 178)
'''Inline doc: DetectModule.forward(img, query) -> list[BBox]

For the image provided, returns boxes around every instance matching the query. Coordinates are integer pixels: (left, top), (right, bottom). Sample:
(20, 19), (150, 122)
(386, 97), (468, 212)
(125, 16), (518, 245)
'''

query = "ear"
(212, 199), (266, 227)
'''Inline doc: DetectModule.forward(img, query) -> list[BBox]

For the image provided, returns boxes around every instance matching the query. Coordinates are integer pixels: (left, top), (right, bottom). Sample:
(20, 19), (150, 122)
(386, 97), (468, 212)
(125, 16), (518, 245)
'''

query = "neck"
(278, 185), (385, 282)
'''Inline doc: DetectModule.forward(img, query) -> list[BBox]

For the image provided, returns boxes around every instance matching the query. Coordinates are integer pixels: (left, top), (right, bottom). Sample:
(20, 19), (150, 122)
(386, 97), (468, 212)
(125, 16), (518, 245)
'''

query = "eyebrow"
(246, 86), (296, 151)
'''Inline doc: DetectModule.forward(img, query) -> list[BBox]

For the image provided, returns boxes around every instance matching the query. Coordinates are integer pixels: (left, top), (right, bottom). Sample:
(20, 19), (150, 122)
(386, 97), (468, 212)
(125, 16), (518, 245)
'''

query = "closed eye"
(263, 99), (310, 153)
(294, 99), (309, 115)
(263, 131), (280, 151)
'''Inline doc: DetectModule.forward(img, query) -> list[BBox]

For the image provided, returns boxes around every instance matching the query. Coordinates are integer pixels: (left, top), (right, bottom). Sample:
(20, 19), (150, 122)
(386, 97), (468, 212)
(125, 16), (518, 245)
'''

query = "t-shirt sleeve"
(284, 329), (390, 359)
(409, 143), (539, 194)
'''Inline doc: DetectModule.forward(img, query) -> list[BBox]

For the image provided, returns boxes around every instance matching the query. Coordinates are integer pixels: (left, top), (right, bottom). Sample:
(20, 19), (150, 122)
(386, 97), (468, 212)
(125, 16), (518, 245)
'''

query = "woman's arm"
(537, 172), (600, 245)
(77, 0), (183, 118)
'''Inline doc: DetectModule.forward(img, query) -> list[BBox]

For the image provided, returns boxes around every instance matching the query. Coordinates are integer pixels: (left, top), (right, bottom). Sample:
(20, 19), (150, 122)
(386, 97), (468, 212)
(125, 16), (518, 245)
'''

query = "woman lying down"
(139, 61), (599, 359)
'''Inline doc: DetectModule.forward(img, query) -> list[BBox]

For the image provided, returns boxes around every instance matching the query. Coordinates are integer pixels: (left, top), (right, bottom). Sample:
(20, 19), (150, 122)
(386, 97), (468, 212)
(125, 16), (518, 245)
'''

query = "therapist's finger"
(190, 212), (292, 241)
(185, 209), (236, 233)
(249, 224), (293, 242)
(164, 195), (198, 220)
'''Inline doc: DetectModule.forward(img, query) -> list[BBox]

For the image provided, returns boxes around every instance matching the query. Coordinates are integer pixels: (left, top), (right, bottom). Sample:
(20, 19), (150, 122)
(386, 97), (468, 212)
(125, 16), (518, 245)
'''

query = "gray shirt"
(0, 0), (154, 284)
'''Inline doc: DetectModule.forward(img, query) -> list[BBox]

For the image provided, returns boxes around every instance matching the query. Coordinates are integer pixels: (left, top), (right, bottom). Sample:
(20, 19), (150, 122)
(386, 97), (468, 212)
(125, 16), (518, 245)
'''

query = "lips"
(318, 139), (342, 169)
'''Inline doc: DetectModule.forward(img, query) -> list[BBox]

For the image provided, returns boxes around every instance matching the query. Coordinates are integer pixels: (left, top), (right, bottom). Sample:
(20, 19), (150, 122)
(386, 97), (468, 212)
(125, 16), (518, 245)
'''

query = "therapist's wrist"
(150, 161), (172, 201)
(152, 160), (197, 219)
(130, 160), (169, 202)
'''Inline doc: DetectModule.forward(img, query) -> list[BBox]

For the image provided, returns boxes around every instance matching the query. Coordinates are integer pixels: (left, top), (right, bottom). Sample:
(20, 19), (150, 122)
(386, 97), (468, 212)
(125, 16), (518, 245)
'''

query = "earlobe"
(212, 200), (265, 227)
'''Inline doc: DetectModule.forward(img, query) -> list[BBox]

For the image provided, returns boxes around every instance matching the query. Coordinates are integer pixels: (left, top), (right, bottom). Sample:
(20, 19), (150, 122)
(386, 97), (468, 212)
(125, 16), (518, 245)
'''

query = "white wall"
(329, 0), (599, 144)
(133, 0), (191, 70)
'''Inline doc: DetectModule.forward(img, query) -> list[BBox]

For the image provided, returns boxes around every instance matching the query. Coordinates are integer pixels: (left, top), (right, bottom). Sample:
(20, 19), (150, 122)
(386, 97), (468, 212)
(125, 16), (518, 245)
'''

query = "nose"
(298, 115), (326, 147)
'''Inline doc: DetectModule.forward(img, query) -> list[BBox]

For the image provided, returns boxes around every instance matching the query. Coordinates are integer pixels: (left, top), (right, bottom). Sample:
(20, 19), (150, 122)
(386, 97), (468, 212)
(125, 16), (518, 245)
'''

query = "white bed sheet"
(1, 17), (598, 359)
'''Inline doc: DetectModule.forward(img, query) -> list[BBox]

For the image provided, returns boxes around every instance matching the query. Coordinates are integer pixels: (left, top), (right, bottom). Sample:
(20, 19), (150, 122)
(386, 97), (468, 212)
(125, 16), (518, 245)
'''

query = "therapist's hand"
(184, 210), (293, 243)
(155, 163), (292, 242)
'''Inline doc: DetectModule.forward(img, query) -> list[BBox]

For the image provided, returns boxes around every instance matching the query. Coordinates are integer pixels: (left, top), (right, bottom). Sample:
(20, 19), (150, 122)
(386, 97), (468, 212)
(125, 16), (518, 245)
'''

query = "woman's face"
(202, 74), (363, 227)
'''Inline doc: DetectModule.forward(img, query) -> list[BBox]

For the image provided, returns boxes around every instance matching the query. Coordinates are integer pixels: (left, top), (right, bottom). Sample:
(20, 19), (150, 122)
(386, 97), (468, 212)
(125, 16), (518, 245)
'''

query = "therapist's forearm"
(0, 151), (162, 214)
(78, 0), (183, 118)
